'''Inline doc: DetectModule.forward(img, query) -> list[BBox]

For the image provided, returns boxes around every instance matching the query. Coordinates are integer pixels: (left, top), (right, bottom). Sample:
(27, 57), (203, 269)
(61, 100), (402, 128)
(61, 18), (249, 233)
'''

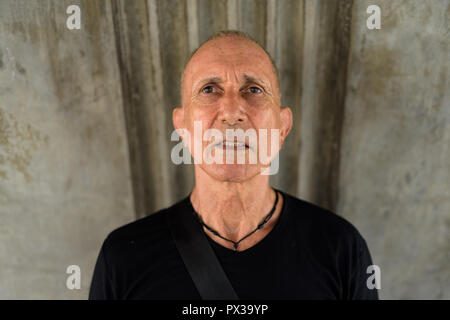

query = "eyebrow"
(242, 74), (271, 90)
(193, 74), (271, 91)
(193, 76), (224, 90)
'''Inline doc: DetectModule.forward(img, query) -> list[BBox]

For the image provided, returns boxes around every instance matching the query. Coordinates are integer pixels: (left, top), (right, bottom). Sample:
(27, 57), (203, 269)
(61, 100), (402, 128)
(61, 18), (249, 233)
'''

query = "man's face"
(174, 36), (292, 182)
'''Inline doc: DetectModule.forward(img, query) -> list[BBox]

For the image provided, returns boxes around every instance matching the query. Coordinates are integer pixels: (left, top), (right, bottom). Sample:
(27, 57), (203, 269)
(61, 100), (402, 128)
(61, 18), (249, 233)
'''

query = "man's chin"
(200, 163), (260, 182)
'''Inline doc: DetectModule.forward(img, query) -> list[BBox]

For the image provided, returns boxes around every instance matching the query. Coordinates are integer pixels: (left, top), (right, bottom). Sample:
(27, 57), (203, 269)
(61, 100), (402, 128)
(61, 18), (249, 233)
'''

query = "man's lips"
(213, 140), (250, 150)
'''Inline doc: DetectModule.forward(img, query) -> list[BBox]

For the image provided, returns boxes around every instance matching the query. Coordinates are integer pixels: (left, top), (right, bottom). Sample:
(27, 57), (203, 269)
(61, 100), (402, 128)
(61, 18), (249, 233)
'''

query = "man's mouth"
(214, 140), (249, 150)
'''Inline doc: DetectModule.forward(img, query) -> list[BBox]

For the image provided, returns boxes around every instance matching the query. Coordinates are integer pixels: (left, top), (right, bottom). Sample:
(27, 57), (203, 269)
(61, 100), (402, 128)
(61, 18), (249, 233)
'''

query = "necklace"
(192, 190), (279, 251)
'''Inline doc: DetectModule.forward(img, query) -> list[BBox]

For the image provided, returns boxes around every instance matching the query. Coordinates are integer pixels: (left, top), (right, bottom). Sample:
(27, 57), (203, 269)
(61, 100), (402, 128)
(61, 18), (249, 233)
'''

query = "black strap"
(166, 199), (239, 300)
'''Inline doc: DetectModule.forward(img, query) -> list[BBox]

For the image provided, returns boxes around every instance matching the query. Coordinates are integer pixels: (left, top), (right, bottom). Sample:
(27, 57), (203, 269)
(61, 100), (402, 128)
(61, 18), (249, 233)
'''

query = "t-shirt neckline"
(186, 188), (289, 256)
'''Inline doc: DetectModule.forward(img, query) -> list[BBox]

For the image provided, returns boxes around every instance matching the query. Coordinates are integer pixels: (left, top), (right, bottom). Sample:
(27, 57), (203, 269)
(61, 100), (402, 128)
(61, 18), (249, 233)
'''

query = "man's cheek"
(247, 100), (270, 112)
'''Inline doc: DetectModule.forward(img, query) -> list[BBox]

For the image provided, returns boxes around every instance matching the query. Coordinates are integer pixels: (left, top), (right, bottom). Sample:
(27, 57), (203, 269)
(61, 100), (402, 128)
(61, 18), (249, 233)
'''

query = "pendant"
(233, 243), (239, 251)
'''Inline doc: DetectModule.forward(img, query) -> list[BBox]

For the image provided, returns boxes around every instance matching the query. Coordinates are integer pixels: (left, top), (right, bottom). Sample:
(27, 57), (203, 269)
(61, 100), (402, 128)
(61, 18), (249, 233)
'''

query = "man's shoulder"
(102, 197), (189, 252)
(109, 209), (166, 240)
(282, 191), (364, 243)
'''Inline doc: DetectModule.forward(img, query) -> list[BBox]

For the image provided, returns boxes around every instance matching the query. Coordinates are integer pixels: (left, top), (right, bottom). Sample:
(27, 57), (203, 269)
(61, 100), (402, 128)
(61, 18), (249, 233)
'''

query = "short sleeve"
(348, 235), (379, 300)
(88, 240), (117, 300)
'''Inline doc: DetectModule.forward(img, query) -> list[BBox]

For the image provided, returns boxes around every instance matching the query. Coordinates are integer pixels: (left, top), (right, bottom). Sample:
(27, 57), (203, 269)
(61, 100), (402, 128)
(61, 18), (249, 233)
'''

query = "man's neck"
(189, 167), (282, 250)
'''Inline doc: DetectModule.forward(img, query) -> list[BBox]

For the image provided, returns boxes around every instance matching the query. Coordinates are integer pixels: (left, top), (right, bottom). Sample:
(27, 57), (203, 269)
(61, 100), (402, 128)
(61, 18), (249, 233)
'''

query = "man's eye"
(201, 86), (215, 94)
(248, 87), (262, 94)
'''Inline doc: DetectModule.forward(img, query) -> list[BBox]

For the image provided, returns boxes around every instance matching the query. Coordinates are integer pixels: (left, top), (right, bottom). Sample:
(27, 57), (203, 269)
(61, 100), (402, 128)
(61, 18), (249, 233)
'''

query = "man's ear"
(172, 107), (185, 139)
(279, 107), (293, 146)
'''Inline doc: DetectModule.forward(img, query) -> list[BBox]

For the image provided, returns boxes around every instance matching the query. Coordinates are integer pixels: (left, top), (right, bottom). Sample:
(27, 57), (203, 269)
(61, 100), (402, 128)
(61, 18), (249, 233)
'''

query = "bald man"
(89, 30), (379, 300)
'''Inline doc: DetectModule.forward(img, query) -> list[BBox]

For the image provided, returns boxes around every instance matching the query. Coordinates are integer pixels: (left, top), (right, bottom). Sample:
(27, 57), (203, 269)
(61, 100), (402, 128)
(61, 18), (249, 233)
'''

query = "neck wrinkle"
(190, 179), (277, 242)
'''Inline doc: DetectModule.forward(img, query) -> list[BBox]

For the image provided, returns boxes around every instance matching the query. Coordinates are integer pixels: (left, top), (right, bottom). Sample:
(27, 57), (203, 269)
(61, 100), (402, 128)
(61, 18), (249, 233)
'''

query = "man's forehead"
(180, 35), (281, 105)
(191, 39), (269, 66)
(184, 39), (275, 84)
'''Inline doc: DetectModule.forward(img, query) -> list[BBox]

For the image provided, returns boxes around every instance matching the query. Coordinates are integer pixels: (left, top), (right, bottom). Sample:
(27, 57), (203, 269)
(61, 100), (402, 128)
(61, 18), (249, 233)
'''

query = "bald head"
(180, 30), (281, 106)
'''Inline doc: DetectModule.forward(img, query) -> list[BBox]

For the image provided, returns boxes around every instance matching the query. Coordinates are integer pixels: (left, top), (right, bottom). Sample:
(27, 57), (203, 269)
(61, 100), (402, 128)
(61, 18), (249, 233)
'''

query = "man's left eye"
(248, 87), (262, 94)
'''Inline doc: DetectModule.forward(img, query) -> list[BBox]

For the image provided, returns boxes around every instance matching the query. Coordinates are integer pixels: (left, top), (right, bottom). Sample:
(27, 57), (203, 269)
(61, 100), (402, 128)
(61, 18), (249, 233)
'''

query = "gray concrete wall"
(338, 0), (450, 299)
(0, 0), (448, 299)
(0, 1), (135, 299)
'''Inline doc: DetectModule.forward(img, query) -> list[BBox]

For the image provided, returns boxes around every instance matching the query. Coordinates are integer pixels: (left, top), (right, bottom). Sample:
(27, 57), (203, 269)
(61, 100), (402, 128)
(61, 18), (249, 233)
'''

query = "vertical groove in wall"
(327, 0), (354, 211)
(299, 0), (354, 211)
(111, 0), (149, 219)
(147, 0), (172, 209)
(237, 0), (267, 45)
(108, 0), (136, 220)
(197, 0), (227, 43)
(186, 0), (200, 52)
(157, 0), (193, 202)
(298, 0), (319, 201)
(266, 0), (279, 190)
(266, 0), (277, 60)
(182, 0), (197, 196)
(227, 0), (239, 29)
(269, 0), (304, 195)
(290, 0), (305, 197)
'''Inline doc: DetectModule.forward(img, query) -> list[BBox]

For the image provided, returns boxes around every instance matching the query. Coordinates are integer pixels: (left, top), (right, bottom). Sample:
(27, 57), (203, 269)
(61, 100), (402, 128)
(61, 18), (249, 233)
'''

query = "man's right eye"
(201, 86), (215, 94)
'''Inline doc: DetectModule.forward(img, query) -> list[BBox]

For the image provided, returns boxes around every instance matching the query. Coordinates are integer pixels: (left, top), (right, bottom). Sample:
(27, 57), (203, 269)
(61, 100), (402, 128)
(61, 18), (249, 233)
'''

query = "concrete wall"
(0, 0), (448, 299)
(0, 1), (135, 299)
(338, 0), (450, 299)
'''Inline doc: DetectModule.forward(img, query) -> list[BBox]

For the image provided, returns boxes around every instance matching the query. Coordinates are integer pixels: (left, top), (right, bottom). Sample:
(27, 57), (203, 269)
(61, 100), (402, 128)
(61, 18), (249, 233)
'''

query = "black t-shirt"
(89, 190), (379, 300)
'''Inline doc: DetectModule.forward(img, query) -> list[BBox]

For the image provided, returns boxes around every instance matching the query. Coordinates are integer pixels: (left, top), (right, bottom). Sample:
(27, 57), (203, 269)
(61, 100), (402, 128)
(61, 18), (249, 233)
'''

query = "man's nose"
(217, 92), (247, 126)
